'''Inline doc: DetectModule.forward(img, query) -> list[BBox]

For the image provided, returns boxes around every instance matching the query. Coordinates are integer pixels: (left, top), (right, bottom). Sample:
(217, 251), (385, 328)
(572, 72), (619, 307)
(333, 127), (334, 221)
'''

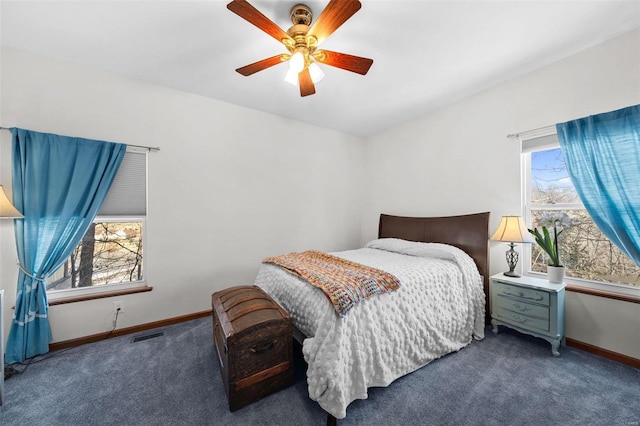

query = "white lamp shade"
(491, 216), (534, 243)
(308, 63), (324, 84)
(0, 185), (23, 218)
(288, 52), (305, 74)
(284, 68), (299, 86)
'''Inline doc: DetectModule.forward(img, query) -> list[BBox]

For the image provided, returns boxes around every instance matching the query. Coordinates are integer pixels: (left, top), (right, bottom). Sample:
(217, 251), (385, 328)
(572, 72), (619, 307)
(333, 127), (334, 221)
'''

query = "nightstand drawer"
(494, 307), (549, 332)
(495, 295), (550, 319)
(493, 281), (549, 306)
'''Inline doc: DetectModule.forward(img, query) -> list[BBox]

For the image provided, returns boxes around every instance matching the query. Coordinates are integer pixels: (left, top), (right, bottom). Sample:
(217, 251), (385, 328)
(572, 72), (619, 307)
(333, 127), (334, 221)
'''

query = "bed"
(255, 212), (490, 420)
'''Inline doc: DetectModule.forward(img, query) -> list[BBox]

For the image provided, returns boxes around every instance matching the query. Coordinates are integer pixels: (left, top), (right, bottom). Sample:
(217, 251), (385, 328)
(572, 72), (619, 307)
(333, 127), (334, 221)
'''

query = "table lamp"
(0, 185), (22, 218)
(0, 184), (20, 406)
(491, 215), (534, 277)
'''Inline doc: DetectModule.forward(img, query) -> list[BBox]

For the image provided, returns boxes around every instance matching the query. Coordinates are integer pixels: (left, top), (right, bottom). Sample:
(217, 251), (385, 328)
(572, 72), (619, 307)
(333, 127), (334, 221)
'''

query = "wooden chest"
(212, 285), (293, 411)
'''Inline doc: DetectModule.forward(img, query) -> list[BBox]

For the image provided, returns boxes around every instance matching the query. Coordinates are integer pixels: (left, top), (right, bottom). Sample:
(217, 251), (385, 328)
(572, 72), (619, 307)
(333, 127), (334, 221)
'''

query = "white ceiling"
(1, 1), (639, 138)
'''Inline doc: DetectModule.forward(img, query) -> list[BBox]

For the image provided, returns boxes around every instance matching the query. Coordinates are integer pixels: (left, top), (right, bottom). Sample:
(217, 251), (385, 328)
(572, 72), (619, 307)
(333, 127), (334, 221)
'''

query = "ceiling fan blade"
(227, 0), (291, 43)
(298, 68), (316, 97)
(236, 55), (286, 76)
(315, 50), (373, 75)
(307, 0), (361, 45)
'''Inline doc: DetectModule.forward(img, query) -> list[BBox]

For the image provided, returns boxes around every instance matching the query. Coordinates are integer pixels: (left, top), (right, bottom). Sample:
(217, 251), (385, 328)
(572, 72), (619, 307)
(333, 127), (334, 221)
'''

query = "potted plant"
(528, 212), (572, 283)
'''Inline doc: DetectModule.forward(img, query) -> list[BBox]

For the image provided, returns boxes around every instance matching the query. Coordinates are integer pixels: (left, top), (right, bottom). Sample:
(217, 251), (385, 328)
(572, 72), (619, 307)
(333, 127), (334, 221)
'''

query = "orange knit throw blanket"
(262, 250), (400, 317)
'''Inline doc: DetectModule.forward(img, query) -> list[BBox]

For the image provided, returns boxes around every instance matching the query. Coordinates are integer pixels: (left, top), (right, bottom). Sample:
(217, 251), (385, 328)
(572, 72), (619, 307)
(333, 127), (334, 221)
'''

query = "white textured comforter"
(255, 238), (485, 419)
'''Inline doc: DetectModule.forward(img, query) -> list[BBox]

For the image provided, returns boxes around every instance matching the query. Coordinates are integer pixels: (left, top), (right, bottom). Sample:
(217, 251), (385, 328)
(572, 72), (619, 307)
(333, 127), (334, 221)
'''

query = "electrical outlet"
(113, 300), (125, 314)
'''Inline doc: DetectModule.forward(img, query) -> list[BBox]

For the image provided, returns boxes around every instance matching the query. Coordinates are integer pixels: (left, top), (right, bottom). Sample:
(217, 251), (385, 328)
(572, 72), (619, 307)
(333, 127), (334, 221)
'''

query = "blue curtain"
(5, 128), (126, 364)
(556, 104), (640, 266)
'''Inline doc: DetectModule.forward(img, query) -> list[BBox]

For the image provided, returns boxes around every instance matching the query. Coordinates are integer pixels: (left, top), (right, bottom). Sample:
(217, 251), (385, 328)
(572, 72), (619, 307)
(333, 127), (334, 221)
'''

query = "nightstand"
(490, 273), (566, 356)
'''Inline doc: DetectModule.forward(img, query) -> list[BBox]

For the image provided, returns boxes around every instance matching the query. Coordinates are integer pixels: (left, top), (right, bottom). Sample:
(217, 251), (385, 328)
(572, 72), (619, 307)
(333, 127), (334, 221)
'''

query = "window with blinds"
(47, 148), (147, 293)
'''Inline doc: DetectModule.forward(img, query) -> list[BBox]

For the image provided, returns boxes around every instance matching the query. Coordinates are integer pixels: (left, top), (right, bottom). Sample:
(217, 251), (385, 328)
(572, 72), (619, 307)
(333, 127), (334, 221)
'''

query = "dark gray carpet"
(1, 317), (638, 425)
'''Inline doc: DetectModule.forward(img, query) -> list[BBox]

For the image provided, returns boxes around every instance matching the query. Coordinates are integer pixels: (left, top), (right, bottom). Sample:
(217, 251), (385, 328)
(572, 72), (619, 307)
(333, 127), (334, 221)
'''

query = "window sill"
(565, 285), (640, 304)
(48, 286), (152, 306)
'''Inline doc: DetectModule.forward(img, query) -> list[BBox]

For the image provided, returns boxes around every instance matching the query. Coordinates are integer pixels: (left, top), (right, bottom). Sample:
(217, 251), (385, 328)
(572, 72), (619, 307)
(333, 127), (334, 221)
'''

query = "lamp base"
(504, 242), (521, 278)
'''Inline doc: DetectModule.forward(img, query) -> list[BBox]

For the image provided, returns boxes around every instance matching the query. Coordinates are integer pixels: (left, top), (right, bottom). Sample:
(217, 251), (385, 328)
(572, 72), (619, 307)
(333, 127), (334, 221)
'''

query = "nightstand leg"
(491, 319), (499, 335)
(551, 339), (561, 357)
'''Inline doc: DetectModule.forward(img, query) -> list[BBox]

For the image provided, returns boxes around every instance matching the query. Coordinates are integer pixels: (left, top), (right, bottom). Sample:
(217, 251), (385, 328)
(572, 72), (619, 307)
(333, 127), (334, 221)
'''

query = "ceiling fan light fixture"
(284, 67), (299, 86)
(228, 0), (373, 96)
(289, 51), (305, 73)
(309, 62), (324, 84)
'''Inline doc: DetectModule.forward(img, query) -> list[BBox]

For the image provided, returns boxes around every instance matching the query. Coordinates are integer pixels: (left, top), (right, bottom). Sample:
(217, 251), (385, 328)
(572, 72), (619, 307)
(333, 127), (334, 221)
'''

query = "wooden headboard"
(378, 212), (490, 322)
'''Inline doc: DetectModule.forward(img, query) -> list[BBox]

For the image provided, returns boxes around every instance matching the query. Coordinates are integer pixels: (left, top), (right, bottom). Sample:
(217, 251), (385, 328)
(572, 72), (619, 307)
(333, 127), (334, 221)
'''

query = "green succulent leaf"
(529, 225), (561, 266)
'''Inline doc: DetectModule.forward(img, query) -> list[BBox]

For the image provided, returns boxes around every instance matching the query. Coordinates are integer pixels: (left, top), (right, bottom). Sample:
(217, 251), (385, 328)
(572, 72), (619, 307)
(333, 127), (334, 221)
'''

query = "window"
(522, 135), (640, 289)
(47, 148), (147, 294)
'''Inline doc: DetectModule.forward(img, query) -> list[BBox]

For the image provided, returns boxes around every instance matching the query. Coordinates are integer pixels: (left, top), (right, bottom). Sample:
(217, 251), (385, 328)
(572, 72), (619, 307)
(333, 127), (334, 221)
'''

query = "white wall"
(363, 30), (640, 359)
(0, 47), (366, 343)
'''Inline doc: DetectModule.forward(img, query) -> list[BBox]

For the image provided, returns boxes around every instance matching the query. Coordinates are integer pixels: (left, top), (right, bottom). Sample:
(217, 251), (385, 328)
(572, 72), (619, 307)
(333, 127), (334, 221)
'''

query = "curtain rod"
(507, 124), (557, 139)
(0, 126), (160, 152)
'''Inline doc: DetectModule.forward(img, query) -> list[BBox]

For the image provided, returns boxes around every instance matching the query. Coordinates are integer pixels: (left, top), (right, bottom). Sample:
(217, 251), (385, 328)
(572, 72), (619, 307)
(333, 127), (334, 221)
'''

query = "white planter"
(547, 265), (565, 284)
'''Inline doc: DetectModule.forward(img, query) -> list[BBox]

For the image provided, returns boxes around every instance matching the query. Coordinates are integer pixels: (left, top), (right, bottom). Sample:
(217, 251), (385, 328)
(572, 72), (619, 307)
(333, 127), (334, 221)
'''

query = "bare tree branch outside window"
(47, 221), (143, 290)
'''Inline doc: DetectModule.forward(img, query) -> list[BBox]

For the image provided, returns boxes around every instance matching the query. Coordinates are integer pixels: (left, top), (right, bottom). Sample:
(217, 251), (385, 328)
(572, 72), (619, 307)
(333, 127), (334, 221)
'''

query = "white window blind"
(521, 133), (559, 153)
(99, 149), (147, 216)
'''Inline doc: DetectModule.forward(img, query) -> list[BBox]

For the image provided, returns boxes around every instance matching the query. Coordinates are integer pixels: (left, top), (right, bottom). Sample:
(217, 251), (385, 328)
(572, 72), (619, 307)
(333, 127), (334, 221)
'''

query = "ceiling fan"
(227, 0), (374, 97)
